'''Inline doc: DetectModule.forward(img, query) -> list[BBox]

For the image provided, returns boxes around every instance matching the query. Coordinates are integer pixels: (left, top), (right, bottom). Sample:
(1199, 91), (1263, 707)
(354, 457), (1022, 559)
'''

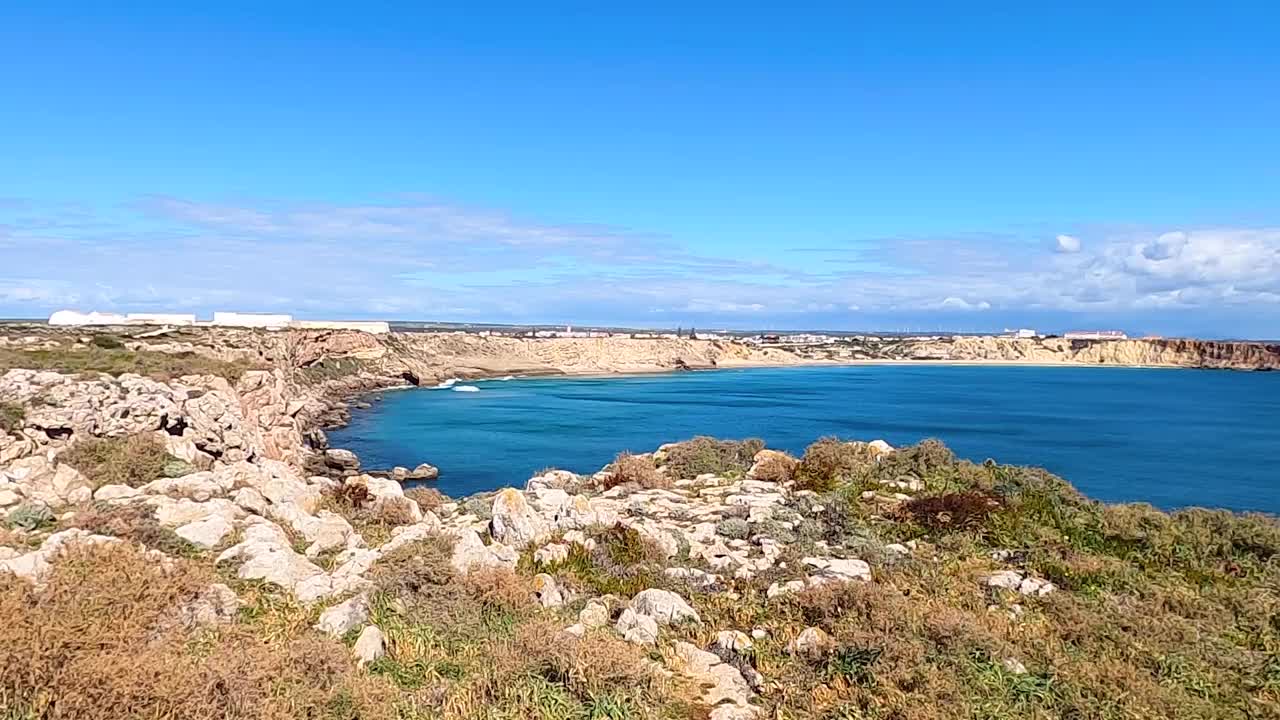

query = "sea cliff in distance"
(2, 322), (1277, 392)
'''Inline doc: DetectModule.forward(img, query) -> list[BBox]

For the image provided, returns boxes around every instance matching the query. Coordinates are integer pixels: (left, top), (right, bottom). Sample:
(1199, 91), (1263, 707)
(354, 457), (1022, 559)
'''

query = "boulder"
(672, 641), (759, 716)
(615, 608), (659, 645)
(578, 599), (610, 629)
(316, 593), (370, 637)
(408, 463), (439, 480)
(489, 488), (547, 548)
(175, 514), (234, 549)
(324, 449), (360, 472)
(215, 519), (325, 594)
(94, 484), (140, 502)
(786, 627), (834, 658)
(449, 529), (518, 575)
(630, 588), (700, 625)
(532, 573), (565, 608)
(352, 625), (386, 668)
(713, 630), (754, 654)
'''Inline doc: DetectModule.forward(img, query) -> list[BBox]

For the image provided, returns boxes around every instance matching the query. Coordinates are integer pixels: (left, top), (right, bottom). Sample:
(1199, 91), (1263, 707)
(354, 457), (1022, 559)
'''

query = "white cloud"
(3, 195), (1280, 335)
(1055, 234), (1082, 253)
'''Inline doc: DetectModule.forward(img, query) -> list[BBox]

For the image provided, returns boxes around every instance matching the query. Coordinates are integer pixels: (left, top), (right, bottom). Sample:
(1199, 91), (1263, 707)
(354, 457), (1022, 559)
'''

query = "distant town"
(38, 309), (1135, 345)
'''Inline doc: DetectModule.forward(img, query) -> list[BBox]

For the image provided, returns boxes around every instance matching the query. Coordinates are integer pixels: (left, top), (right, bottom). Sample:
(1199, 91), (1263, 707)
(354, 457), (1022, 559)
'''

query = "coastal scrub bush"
(4, 502), (55, 532)
(548, 525), (668, 597)
(899, 491), (1001, 533)
(662, 436), (765, 478)
(794, 437), (881, 490)
(58, 434), (172, 488)
(716, 517), (751, 540)
(603, 451), (667, 489)
(89, 334), (125, 350)
(752, 450), (798, 483)
(0, 401), (23, 433)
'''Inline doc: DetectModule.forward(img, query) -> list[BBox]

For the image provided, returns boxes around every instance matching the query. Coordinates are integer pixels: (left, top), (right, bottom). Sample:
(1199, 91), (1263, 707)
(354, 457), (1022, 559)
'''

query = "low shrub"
(58, 435), (172, 488)
(716, 517), (751, 540)
(899, 491), (1001, 533)
(4, 503), (55, 531)
(662, 436), (765, 478)
(794, 437), (880, 490)
(0, 401), (23, 433)
(603, 451), (668, 489)
(549, 525), (668, 597)
(89, 334), (125, 350)
(753, 450), (798, 483)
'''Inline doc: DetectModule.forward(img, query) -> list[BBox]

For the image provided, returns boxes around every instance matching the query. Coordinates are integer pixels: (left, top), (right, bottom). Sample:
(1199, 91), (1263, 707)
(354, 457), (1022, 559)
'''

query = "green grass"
(0, 344), (261, 381)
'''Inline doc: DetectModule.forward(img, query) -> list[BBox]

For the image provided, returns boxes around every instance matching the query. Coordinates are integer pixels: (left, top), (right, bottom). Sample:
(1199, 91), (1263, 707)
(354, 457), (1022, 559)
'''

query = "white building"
(126, 313), (197, 326)
(48, 310), (128, 326)
(1064, 330), (1128, 340)
(289, 320), (390, 334)
(1004, 328), (1039, 339)
(211, 312), (294, 329)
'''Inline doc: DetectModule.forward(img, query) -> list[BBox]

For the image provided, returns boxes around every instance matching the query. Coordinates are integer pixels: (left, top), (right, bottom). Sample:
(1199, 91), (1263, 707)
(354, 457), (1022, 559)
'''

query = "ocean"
(327, 364), (1280, 513)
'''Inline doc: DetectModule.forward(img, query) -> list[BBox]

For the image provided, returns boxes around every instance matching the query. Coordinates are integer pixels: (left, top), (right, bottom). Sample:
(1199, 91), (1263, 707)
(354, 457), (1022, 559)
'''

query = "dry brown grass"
(404, 486), (446, 512)
(57, 435), (173, 488)
(70, 502), (202, 556)
(0, 542), (386, 720)
(602, 451), (668, 489)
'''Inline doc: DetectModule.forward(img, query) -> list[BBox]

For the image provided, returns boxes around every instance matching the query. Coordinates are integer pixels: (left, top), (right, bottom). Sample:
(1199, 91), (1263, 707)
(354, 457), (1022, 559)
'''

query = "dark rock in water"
(401, 370), (421, 386)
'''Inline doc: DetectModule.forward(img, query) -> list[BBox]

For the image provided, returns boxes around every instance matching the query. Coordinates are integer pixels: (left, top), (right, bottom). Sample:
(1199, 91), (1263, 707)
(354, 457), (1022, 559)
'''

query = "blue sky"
(2, 3), (1278, 337)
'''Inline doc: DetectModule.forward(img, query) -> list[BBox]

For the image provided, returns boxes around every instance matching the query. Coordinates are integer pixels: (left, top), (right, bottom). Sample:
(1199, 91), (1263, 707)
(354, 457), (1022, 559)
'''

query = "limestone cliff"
(887, 336), (1280, 370)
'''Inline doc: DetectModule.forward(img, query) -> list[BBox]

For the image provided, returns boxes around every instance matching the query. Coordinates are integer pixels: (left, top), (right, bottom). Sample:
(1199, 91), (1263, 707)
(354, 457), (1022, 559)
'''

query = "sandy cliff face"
(896, 336), (1280, 369)
(373, 333), (810, 381)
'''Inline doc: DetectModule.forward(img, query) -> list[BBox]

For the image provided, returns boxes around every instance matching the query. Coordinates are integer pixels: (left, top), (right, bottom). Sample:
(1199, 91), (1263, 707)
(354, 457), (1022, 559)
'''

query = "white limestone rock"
(175, 514), (234, 549)
(615, 608), (659, 645)
(786, 626), (835, 658)
(489, 488), (548, 548)
(630, 588), (700, 625)
(352, 625), (386, 668)
(316, 593), (370, 637)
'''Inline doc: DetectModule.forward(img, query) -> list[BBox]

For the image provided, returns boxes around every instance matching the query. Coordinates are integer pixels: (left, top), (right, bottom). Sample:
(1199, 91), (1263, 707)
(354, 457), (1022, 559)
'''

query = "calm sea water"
(328, 365), (1280, 513)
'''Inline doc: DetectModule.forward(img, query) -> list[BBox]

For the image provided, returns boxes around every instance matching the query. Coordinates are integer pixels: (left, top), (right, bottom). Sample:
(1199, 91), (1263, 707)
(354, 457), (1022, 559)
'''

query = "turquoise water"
(329, 365), (1280, 513)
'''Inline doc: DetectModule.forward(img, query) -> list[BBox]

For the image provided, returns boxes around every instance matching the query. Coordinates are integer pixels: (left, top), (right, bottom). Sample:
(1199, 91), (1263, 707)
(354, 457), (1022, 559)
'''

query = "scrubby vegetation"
(0, 401), (23, 433)
(603, 451), (668, 490)
(58, 434), (178, 488)
(71, 503), (201, 557)
(662, 436), (763, 478)
(2, 435), (1278, 719)
(0, 344), (261, 381)
(0, 543), (383, 720)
